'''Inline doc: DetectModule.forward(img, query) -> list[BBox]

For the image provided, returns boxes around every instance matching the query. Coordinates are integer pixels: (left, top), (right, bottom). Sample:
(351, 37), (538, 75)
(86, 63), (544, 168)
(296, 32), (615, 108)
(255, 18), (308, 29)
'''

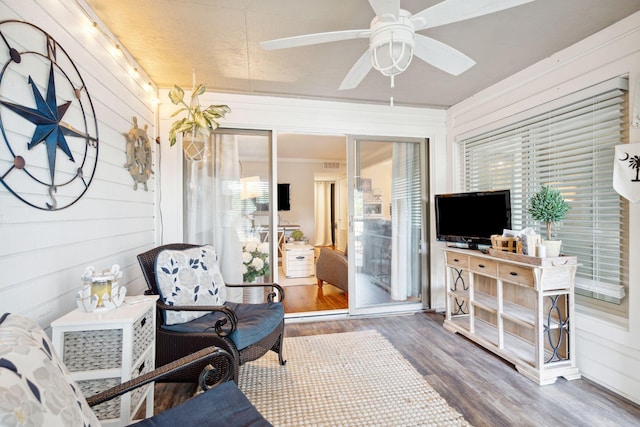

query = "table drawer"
(63, 328), (123, 371)
(286, 264), (314, 274)
(286, 256), (313, 266)
(78, 376), (121, 419)
(77, 348), (154, 420)
(286, 253), (313, 262)
(469, 256), (497, 276)
(446, 252), (469, 269)
(130, 348), (154, 414)
(285, 261), (315, 277)
(132, 307), (154, 364)
(498, 264), (534, 287)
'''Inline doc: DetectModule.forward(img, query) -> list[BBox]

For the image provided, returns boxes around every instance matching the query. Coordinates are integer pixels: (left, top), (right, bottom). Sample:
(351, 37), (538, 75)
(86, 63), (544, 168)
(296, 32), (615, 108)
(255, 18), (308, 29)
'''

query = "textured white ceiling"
(85, 0), (640, 108)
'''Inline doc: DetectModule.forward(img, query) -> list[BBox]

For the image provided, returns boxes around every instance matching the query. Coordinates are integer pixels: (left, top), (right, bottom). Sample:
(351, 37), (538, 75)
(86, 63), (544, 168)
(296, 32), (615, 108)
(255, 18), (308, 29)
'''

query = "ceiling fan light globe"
(372, 40), (413, 76)
(369, 17), (415, 78)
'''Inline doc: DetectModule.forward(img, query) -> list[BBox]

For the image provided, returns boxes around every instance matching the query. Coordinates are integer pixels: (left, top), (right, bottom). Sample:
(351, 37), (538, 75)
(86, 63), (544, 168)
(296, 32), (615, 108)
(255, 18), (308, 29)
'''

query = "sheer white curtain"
(314, 181), (333, 246)
(391, 142), (421, 301)
(185, 133), (244, 302)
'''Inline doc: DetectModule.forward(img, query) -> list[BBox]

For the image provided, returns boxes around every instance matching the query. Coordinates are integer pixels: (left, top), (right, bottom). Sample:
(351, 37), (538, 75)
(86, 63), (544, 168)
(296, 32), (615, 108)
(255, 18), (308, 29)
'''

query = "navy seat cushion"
(136, 381), (272, 426)
(162, 302), (284, 351)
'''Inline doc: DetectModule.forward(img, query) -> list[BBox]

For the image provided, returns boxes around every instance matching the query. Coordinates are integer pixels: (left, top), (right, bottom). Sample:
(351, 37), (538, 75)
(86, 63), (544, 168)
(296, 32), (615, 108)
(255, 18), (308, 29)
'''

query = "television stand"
(443, 247), (580, 385)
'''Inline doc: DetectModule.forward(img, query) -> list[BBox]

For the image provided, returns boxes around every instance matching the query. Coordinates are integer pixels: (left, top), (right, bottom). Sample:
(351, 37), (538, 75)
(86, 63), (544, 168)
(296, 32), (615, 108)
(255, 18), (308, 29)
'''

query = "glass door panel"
(348, 136), (426, 315)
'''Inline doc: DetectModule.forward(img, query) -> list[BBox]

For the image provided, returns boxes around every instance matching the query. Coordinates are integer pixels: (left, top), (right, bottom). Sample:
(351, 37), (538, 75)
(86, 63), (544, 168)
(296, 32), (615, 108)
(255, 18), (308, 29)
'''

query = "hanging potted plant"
(528, 185), (570, 257)
(168, 84), (230, 161)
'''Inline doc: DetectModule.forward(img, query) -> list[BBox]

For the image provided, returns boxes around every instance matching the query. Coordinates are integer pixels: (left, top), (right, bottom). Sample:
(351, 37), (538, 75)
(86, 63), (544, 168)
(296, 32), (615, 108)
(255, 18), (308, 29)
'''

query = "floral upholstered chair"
(0, 312), (272, 426)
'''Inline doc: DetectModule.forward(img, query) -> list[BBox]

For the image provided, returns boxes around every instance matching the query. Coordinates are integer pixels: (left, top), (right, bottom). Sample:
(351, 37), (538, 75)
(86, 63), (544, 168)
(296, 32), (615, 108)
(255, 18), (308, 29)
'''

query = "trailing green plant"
(168, 84), (231, 147)
(528, 185), (570, 240)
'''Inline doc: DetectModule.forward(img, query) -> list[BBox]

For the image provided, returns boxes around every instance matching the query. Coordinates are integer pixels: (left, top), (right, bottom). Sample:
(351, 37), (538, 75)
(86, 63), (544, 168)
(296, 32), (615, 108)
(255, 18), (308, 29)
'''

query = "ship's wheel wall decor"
(0, 20), (99, 210)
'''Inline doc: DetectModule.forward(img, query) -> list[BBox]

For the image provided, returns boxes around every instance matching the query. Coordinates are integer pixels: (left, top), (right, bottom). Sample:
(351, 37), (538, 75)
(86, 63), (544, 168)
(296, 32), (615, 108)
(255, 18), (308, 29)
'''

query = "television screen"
(435, 190), (511, 247)
(277, 183), (290, 211)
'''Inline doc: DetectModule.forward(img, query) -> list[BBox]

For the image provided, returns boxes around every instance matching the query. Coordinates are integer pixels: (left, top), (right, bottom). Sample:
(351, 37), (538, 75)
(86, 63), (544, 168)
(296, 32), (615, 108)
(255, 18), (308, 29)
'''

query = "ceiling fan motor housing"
(369, 11), (415, 77)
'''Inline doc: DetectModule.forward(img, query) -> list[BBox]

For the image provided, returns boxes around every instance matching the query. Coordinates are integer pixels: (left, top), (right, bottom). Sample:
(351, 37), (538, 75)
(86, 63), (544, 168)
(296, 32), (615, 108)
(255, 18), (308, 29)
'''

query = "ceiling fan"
(261, 0), (534, 91)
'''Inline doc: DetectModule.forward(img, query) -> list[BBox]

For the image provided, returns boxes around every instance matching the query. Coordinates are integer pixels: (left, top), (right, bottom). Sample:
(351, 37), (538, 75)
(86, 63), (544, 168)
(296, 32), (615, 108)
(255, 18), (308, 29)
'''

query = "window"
(458, 78), (628, 317)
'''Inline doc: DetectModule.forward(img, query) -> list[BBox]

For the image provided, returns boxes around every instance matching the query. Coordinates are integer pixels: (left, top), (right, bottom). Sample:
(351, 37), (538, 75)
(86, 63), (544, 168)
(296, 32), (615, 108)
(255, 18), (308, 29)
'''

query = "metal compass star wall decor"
(0, 20), (99, 210)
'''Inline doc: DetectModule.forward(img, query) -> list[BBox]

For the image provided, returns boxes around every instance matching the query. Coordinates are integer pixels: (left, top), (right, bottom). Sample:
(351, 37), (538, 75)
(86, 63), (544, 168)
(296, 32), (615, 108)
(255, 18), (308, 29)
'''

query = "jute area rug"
(238, 330), (472, 427)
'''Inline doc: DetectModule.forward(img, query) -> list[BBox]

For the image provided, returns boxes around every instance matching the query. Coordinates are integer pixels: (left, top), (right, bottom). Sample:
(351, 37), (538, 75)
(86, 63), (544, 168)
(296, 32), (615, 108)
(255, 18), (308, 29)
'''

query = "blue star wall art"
(0, 20), (99, 210)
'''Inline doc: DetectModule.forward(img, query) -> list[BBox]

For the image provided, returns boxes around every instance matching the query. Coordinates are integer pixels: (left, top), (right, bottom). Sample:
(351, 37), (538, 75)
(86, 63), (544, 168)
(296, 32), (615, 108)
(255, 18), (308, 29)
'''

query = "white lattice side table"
(51, 296), (157, 426)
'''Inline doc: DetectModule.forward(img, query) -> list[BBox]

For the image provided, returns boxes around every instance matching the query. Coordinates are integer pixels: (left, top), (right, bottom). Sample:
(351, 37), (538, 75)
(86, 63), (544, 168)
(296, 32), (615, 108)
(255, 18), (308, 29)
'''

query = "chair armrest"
(86, 346), (233, 407)
(225, 282), (285, 302)
(156, 300), (238, 336)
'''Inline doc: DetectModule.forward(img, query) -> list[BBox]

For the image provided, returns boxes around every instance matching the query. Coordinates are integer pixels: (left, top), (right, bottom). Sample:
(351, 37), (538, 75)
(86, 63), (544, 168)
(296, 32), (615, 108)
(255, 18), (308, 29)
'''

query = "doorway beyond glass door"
(348, 136), (427, 315)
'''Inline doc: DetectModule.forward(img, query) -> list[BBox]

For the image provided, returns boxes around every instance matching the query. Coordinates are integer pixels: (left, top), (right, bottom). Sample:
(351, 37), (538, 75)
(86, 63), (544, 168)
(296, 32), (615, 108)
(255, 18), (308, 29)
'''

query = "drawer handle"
(453, 258), (459, 262)
(138, 362), (145, 374)
(478, 264), (485, 268)
(509, 271), (518, 276)
(140, 317), (146, 328)
(296, 256), (305, 260)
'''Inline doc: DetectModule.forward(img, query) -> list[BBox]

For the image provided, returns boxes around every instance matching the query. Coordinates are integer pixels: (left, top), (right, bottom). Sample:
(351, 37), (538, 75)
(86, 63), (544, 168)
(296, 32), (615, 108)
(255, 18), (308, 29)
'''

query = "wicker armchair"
(137, 243), (286, 383)
(0, 312), (271, 426)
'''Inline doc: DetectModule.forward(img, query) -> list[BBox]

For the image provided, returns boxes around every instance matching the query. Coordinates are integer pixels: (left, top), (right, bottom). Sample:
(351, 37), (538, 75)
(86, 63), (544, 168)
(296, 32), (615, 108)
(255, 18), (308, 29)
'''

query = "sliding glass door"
(347, 136), (428, 315)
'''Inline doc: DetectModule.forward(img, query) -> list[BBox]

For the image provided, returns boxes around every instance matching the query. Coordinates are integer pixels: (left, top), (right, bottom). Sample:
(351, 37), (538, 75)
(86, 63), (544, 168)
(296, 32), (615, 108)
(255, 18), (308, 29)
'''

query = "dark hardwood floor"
(148, 311), (640, 426)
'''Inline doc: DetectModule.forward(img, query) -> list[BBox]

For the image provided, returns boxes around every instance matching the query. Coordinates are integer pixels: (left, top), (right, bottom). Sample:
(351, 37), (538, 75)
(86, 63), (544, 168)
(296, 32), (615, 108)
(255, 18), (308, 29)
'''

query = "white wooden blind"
(458, 82), (627, 305)
(392, 142), (422, 227)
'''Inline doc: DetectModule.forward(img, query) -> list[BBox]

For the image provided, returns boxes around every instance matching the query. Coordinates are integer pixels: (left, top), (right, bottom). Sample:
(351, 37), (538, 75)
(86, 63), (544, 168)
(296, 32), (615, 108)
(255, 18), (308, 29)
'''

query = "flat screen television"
(277, 183), (290, 211)
(435, 189), (511, 248)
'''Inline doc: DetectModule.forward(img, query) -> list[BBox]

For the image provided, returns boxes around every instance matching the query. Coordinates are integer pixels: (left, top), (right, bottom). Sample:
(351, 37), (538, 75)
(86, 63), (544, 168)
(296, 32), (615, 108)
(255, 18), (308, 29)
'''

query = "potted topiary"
(528, 185), (570, 256)
(168, 84), (230, 161)
(291, 229), (305, 244)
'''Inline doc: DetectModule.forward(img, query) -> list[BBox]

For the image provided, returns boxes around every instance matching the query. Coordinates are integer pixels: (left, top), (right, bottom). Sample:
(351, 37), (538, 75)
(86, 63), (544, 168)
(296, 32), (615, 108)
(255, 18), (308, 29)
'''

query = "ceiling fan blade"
(339, 50), (373, 90)
(261, 29), (370, 50)
(413, 34), (475, 76)
(368, 0), (400, 19)
(412, 0), (535, 31)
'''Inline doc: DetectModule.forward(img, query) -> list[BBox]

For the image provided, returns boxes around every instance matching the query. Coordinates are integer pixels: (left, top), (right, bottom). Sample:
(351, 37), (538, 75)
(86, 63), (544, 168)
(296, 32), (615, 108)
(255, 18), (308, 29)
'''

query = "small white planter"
(543, 240), (562, 257)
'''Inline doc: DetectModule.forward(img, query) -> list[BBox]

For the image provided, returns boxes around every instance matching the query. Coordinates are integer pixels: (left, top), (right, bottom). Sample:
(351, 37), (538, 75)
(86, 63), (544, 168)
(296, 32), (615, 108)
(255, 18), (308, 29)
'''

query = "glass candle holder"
(91, 276), (112, 307)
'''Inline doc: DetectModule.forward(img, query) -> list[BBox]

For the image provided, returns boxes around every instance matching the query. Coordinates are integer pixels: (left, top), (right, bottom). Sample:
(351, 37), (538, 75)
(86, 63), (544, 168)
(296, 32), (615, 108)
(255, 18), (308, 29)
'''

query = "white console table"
(51, 296), (157, 425)
(443, 248), (580, 385)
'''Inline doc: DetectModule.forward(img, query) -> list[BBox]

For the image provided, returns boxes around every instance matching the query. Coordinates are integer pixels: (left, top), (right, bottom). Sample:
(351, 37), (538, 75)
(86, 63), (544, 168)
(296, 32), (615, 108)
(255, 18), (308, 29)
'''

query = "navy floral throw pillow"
(155, 245), (226, 325)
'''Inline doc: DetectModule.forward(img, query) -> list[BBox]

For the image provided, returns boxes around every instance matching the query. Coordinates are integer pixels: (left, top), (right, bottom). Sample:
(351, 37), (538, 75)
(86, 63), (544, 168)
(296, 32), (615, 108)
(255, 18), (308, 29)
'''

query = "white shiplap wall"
(0, 0), (157, 329)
